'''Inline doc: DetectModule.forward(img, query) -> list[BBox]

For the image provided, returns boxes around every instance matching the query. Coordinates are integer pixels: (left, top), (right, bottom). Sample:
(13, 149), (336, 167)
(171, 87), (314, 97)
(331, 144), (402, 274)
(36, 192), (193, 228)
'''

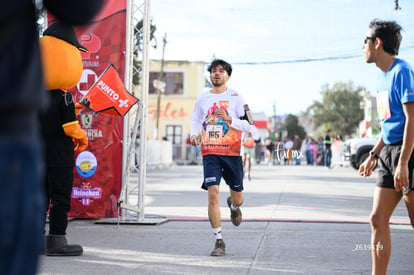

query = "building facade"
(147, 60), (206, 161)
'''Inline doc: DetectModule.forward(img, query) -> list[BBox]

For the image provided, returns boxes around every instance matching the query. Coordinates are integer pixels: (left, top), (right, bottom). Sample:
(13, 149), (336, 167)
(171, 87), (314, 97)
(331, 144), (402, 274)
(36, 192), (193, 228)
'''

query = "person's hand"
(190, 135), (201, 146)
(73, 135), (88, 152)
(62, 121), (88, 152)
(358, 156), (376, 177)
(75, 103), (85, 116)
(394, 163), (409, 192)
(213, 109), (232, 124)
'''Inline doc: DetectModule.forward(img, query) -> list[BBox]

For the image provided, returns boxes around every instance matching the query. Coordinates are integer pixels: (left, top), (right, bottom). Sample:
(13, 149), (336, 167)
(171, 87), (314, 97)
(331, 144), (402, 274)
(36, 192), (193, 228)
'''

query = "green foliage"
(306, 81), (364, 138)
(280, 114), (306, 140)
(134, 18), (157, 55)
(133, 19), (158, 87)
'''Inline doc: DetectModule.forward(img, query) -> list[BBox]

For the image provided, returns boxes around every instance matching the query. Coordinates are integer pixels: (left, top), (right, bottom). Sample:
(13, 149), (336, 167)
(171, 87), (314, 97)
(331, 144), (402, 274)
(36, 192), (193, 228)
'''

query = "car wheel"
(351, 161), (358, 170)
(357, 151), (370, 169)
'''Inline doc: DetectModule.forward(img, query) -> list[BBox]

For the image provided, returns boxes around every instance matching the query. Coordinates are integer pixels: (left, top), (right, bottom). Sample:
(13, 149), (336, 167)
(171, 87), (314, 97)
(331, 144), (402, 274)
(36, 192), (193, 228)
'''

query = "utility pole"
(155, 33), (167, 140)
(273, 101), (278, 134)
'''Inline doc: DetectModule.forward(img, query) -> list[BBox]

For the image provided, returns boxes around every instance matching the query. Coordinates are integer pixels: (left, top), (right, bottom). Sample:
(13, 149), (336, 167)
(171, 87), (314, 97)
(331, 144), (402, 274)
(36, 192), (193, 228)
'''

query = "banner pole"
(136, 0), (151, 222)
(120, 0), (135, 220)
(96, 0), (166, 226)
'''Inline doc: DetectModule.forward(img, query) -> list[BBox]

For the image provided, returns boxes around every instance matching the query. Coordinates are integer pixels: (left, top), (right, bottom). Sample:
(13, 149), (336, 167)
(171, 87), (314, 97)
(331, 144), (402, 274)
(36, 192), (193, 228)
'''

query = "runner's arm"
(395, 102), (414, 191)
(359, 135), (385, 178)
(190, 103), (203, 145)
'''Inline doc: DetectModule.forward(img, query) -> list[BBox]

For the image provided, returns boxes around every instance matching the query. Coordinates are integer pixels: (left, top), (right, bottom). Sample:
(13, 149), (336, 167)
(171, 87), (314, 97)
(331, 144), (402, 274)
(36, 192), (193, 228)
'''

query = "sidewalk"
(37, 165), (413, 275)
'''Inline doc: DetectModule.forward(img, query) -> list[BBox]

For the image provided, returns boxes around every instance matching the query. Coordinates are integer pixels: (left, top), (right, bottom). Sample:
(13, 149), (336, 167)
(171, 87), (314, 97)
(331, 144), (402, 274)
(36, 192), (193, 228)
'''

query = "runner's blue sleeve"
(399, 66), (414, 104)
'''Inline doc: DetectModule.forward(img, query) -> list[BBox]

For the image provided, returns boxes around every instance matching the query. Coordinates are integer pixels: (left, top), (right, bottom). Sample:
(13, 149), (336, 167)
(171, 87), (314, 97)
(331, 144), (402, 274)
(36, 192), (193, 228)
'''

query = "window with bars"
(149, 72), (184, 95)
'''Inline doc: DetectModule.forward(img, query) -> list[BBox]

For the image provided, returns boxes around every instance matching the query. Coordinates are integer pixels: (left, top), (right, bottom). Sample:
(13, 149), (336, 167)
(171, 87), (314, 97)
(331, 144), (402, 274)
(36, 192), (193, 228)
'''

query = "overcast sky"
(149, 0), (414, 115)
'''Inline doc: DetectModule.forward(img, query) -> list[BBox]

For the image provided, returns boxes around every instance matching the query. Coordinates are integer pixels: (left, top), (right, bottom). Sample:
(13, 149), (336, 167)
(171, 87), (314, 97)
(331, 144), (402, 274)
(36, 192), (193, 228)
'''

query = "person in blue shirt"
(359, 19), (414, 275)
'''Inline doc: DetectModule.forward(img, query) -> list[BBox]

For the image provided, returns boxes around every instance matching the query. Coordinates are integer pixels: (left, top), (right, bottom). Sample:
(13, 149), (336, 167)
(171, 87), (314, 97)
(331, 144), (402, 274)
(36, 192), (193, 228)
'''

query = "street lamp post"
(155, 32), (167, 140)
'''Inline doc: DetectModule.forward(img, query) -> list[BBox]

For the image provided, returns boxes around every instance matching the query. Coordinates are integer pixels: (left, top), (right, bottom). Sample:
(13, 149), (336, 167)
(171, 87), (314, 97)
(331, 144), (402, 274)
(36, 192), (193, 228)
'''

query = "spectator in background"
(264, 130), (274, 166)
(317, 136), (325, 165)
(254, 137), (263, 164)
(324, 130), (333, 168)
(272, 133), (283, 165)
(283, 137), (293, 165)
(241, 132), (255, 180)
(332, 135), (343, 168)
(309, 139), (317, 165)
(292, 134), (302, 165)
(359, 19), (414, 274)
(0, 1), (103, 274)
(304, 136), (313, 165)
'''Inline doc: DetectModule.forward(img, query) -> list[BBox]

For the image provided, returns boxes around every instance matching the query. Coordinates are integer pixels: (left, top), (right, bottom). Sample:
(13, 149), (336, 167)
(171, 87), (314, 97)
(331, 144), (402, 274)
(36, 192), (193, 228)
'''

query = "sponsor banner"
(50, 0), (126, 218)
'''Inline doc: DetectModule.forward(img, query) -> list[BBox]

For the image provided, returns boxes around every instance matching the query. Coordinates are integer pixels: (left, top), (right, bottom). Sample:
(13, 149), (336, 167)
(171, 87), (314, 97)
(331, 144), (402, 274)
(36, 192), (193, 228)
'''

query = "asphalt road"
(37, 163), (413, 274)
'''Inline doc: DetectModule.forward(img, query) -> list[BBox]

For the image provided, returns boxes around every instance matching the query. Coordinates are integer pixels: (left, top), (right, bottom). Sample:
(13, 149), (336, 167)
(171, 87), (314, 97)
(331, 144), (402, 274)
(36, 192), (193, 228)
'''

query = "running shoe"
(227, 196), (242, 226)
(210, 239), (225, 256)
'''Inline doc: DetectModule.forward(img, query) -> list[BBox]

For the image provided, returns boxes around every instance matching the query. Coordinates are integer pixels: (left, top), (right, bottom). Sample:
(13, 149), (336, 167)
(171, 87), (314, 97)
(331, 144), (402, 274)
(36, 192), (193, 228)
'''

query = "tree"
(133, 19), (157, 88)
(306, 81), (364, 138)
(280, 114), (306, 140)
(134, 18), (157, 56)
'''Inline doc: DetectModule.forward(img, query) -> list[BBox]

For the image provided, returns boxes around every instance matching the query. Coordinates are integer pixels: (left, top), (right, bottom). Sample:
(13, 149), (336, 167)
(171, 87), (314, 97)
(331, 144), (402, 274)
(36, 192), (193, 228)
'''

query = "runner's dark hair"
(207, 59), (232, 76)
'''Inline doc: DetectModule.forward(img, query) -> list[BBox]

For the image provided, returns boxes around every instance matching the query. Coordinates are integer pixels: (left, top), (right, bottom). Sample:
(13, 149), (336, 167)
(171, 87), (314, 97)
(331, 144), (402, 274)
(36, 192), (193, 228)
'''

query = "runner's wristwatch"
(369, 151), (379, 159)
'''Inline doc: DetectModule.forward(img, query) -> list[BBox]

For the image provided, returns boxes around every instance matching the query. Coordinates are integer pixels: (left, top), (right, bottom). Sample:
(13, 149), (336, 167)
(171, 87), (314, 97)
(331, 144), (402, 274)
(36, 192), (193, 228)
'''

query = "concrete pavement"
(37, 164), (413, 274)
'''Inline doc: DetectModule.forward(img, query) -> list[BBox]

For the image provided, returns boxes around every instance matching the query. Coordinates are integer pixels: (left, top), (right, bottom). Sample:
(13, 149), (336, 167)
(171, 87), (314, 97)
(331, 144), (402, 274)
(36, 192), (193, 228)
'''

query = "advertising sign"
(49, 0), (127, 218)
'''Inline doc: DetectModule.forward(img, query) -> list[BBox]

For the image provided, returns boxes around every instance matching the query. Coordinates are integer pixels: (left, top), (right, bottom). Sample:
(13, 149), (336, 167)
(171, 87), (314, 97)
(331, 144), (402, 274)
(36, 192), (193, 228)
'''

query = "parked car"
(343, 136), (378, 170)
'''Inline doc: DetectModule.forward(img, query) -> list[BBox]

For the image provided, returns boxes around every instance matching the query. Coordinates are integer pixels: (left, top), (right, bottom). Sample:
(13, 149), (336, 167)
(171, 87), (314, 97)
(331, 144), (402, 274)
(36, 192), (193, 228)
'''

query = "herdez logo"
(75, 151), (98, 178)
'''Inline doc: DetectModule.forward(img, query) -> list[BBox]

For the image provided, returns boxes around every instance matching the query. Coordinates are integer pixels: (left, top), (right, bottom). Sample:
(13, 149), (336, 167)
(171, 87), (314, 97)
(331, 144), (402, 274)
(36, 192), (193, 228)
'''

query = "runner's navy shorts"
(201, 155), (243, 192)
(377, 142), (414, 191)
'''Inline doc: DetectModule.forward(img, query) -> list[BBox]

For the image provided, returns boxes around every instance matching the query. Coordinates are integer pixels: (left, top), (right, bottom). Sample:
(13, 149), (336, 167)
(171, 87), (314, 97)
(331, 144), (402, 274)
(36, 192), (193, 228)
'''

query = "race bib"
(376, 90), (391, 120)
(206, 125), (223, 143)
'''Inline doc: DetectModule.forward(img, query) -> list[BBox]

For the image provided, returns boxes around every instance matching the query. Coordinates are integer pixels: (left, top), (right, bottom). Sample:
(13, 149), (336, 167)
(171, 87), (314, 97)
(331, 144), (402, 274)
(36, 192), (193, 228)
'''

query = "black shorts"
(201, 155), (243, 192)
(377, 143), (414, 190)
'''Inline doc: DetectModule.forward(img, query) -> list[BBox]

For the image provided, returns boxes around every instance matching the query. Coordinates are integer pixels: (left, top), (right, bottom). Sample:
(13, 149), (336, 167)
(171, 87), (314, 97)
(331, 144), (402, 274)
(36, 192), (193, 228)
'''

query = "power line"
(232, 54), (360, 65)
(233, 44), (414, 65)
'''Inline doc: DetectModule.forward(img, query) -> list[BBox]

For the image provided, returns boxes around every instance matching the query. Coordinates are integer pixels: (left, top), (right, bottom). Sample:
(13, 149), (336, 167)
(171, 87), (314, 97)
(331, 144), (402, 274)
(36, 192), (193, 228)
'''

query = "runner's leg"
(230, 189), (243, 207)
(369, 187), (402, 275)
(208, 185), (221, 229)
(403, 191), (414, 228)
